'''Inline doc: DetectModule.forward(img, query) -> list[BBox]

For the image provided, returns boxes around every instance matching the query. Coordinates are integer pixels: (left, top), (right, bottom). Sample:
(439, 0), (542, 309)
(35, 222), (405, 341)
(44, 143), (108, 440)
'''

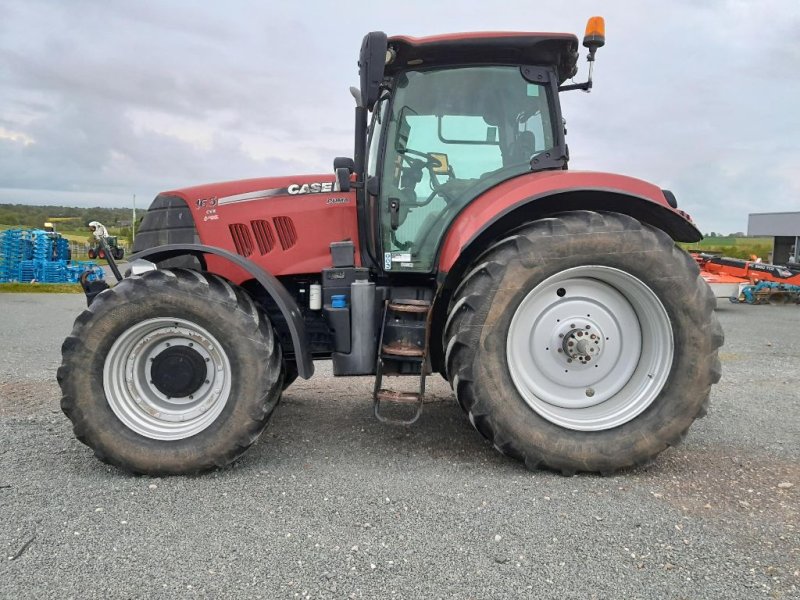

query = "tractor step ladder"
(372, 299), (431, 425)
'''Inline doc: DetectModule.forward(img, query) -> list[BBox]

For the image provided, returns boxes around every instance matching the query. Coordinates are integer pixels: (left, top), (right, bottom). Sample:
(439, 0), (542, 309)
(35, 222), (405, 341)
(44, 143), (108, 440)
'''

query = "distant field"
(680, 236), (772, 260)
(686, 236), (771, 248)
(0, 224), (90, 242)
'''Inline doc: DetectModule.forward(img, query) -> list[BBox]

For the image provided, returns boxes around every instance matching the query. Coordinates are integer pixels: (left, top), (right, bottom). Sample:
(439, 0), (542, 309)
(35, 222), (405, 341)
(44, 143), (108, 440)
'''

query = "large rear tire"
(58, 269), (283, 475)
(444, 211), (723, 474)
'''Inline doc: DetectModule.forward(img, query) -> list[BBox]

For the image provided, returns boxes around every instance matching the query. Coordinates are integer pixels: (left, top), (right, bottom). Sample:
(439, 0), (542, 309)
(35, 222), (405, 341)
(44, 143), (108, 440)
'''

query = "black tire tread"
(59, 268), (282, 475)
(444, 211), (723, 474)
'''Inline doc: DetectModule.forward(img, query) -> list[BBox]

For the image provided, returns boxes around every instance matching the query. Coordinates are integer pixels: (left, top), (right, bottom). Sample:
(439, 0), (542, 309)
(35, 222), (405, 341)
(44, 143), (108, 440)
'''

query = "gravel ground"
(0, 293), (797, 599)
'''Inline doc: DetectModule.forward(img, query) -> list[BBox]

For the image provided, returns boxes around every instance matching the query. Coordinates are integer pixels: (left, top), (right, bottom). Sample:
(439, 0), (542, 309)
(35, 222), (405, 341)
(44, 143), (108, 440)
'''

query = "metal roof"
(385, 32), (580, 83)
(747, 212), (800, 237)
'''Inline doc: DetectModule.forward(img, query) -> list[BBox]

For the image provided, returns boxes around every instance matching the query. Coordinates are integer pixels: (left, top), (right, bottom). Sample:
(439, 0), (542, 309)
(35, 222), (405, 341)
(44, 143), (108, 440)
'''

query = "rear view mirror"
(335, 167), (351, 192)
(358, 32), (388, 109)
(334, 157), (355, 173)
(438, 116), (500, 145)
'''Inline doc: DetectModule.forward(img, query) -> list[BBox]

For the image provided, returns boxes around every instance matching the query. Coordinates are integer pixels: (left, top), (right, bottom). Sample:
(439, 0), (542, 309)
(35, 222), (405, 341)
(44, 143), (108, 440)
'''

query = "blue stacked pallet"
(54, 237), (70, 261)
(1, 228), (104, 284)
(66, 260), (105, 283)
(18, 259), (38, 282)
(0, 229), (24, 282)
(31, 230), (53, 262)
(41, 260), (68, 283)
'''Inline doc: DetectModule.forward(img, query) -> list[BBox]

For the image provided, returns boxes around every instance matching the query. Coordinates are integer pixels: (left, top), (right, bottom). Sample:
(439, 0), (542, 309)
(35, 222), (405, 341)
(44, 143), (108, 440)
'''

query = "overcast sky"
(1, 0), (798, 233)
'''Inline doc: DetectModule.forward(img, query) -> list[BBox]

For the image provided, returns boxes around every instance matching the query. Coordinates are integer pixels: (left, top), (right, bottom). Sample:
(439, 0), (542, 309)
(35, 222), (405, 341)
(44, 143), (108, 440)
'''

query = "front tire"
(58, 269), (283, 475)
(444, 211), (723, 474)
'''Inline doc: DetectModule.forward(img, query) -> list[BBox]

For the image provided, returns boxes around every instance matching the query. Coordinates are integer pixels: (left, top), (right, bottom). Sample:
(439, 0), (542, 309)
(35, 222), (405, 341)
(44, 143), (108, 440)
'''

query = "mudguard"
(129, 243), (313, 379)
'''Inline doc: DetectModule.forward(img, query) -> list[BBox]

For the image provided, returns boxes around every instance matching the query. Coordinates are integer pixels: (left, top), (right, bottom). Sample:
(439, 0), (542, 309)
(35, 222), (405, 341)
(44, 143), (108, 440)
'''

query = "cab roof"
(386, 32), (580, 83)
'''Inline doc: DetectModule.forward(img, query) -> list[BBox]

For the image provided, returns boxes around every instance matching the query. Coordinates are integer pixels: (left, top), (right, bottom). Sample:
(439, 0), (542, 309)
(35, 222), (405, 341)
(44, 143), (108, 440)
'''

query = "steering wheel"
(401, 148), (443, 171)
(399, 148), (458, 206)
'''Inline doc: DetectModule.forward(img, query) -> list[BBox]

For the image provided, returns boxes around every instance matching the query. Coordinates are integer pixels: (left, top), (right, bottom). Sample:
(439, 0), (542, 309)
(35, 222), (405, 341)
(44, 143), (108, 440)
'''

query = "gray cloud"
(0, 0), (798, 233)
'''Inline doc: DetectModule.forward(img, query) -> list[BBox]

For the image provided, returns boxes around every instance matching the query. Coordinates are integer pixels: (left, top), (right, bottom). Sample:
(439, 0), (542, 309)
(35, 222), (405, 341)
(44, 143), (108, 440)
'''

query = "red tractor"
(59, 19), (723, 476)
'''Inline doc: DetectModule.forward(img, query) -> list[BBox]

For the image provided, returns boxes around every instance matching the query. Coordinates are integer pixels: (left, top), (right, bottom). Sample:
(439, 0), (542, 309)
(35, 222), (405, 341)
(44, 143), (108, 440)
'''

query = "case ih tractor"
(59, 19), (723, 476)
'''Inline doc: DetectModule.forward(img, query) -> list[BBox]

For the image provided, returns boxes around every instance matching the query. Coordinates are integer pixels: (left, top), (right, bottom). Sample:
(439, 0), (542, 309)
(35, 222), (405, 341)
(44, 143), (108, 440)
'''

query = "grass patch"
(680, 237), (772, 260)
(0, 283), (83, 294)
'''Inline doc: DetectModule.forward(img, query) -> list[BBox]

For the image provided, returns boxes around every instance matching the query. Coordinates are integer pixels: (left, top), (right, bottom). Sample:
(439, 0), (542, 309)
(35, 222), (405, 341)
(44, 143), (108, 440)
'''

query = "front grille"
(229, 223), (254, 256)
(273, 216), (297, 250)
(133, 194), (198, 252)
(250, 219), (276, 255)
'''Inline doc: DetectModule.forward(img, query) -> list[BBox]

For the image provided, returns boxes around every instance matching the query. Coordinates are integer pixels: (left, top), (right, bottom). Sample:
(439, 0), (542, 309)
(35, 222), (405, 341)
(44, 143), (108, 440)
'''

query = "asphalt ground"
(0, 293), (797, 599)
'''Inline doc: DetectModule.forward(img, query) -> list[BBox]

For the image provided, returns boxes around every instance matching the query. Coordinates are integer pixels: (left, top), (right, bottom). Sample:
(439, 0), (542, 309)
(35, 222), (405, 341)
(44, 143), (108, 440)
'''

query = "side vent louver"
(273, 216), (297, 250)
(229, 223), (254, 256)
(250, 219), (276, 255)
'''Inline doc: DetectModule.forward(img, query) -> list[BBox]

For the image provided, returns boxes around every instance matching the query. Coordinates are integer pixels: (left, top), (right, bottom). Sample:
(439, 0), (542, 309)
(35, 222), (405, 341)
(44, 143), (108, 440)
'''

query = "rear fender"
(438, 171), (700, 276)
(429, 171), (702, 375)
(129, 243), (313, 379)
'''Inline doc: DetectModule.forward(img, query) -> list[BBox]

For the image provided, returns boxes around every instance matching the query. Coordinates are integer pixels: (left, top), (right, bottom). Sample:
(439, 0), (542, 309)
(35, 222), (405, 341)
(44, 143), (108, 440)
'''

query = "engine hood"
(165, 173), (338, 207)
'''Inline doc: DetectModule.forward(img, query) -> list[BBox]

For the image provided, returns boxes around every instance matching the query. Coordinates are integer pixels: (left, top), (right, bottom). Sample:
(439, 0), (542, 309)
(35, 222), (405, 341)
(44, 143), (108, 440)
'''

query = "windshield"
(378, 66), (557, 272)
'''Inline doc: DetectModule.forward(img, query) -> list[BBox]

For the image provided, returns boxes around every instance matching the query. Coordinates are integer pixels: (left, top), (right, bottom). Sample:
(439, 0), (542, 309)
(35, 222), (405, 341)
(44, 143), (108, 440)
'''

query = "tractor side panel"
(162, 175), (360, 282)
(438, 170), (698, 272)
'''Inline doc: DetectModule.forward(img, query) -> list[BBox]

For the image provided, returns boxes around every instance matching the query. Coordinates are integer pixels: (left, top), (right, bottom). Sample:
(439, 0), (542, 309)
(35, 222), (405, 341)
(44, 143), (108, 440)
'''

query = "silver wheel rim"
(103, 317), (232, 440)
(506, 266), (673, 431)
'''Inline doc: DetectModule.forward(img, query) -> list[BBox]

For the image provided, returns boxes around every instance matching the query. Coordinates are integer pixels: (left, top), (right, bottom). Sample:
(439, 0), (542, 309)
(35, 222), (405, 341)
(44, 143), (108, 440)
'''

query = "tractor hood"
(135, 174), (360, 277)
(166, 173), (341, 207)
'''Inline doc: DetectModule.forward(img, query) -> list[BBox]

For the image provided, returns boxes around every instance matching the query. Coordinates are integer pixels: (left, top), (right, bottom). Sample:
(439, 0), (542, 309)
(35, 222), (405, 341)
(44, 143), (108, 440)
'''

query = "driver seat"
(507, 131), (536, 166)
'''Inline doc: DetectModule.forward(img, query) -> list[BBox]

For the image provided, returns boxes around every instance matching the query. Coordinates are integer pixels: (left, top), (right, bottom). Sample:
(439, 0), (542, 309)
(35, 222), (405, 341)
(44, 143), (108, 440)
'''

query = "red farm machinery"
(695, 253), (800, 304)
(59, 18), (723, 475)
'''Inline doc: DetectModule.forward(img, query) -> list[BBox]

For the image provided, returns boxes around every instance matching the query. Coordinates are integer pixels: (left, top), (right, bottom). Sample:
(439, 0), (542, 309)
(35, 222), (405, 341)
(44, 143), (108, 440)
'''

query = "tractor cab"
(350, 31), (585, 273)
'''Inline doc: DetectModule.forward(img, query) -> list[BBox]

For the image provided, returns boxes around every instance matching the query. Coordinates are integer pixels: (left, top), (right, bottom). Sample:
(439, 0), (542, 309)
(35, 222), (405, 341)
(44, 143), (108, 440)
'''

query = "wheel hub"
(506, 266), (674, 431)
(559, 320), (605, 364)
(103, 318), (232, 440)
(149, 345), (208, 399)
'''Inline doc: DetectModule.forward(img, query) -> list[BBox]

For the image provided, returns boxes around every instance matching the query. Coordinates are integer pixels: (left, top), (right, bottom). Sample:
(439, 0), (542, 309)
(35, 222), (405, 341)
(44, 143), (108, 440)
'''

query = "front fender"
(129, 243), (313, 379)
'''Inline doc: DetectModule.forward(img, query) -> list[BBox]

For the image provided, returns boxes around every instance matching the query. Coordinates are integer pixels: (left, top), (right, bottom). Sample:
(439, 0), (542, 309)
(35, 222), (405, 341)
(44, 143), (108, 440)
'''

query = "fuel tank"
(135, 174), (360, 280)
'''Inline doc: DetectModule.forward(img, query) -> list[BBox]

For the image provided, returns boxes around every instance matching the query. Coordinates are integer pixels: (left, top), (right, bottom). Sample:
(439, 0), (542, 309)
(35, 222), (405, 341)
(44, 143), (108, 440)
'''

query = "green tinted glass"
(379, 66), (555, 272)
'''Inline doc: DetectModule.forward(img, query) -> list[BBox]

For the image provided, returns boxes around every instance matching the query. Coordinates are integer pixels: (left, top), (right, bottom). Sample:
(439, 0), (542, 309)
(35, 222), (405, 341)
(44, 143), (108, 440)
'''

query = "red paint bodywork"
(163, 175), (359, 284)
(160, 168), (695, 282)
(438, 170), (692, 272)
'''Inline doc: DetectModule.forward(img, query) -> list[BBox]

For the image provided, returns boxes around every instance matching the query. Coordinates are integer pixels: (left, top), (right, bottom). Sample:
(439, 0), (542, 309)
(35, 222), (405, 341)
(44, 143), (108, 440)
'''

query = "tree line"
(0, 204), (137, 231)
